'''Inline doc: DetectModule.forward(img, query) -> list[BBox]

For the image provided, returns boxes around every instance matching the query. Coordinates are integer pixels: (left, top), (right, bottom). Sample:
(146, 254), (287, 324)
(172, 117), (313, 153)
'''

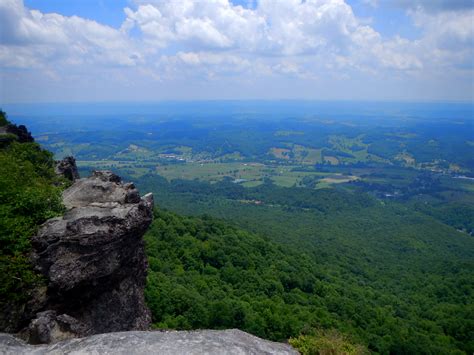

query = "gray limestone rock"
(28, 171), (154, 342)
(0, 330), (298, 355)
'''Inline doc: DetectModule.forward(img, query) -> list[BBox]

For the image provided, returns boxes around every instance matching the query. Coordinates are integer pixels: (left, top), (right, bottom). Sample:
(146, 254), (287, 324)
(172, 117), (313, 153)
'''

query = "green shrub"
(289, 329), (369, 355)
(0, 140), (64, 308)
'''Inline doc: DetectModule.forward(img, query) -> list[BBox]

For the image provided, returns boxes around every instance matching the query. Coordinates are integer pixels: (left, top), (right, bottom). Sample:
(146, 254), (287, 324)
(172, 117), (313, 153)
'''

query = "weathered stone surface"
(62, 171), (142, 209)
(0, 330), (299, 355)
(55, 156), (79, 181)
(28, 171), (154, 342)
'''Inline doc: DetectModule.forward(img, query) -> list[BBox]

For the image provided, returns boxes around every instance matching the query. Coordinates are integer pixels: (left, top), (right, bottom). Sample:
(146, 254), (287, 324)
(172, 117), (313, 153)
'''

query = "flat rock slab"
(0, 330), (298, 355)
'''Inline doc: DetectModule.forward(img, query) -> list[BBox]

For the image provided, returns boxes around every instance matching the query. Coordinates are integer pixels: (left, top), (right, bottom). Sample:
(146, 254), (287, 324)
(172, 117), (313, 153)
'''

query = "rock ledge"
(0, 330), (298, 355)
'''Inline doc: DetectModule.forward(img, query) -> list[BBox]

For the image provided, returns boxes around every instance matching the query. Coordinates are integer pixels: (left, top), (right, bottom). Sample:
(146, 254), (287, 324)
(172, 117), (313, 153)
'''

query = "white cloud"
(0, 0), (472, 102)
(0, 0), (139, 68)
(119, 0), (427, 75)
(123, 0), (265, 50)
(123, 0), (363, 56)
(405, 7), (474, 72)
(411, 8), (474, 50)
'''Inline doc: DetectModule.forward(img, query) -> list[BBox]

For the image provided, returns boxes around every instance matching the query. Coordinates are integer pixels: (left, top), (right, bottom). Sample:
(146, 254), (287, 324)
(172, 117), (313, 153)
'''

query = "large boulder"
(0, 330), (298, 354)
(28, 171), (153, 342)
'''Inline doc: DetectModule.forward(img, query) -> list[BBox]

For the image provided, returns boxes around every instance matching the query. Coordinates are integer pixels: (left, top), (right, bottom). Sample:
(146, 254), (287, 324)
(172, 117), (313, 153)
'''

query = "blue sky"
(1, 0), (473, 103)
(23, 0), (130, 28)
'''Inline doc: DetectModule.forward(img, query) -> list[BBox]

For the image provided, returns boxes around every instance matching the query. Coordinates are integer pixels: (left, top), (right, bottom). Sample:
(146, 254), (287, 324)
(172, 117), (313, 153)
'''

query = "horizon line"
(2, 98), (474, 106)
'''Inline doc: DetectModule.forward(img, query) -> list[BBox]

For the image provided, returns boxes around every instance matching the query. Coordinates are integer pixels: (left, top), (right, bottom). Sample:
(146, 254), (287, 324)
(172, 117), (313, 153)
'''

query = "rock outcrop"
(26, 170), (153, 343)
(55, 156), (79, 181)
(0, 123), (34, 146)
(0, 330), (298, 354)
(4, 123), (34, 143)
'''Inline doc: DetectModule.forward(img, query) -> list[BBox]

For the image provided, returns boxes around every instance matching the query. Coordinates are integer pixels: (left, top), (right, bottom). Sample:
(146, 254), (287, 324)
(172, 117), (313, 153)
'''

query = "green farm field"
(155, 161), (356, 188)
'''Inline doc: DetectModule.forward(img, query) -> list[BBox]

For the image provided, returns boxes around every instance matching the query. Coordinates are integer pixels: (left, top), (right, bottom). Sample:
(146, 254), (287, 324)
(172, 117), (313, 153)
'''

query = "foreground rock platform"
(0, 330), (298, 355)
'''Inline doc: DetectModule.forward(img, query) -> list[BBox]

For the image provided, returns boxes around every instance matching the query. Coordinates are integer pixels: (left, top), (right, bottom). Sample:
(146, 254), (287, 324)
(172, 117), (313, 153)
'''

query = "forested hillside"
(144, 206), (473, 354)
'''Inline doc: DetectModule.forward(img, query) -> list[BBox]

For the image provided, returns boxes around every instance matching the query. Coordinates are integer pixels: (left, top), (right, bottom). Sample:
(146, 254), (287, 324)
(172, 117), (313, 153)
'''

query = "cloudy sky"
(0, 0), (473, 103)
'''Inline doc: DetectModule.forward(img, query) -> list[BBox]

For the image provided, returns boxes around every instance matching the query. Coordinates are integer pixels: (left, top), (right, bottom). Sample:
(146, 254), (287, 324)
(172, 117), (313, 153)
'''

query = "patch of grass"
(292, 145), (323, 164)
(107, 160), (359, 189)
(158, 162), (260, 184)
(319, 175), (358, 184)
(270, 147), (291, 160)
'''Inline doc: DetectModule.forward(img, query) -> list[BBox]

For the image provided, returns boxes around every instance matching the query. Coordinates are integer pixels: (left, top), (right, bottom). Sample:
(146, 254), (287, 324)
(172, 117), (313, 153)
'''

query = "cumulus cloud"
(411, 8), (473, 49)
(404, 4), (474, 72)
(123, 0), (264, 50)
(0, 0), (140, 68)
(119, 0), (427, 75)
(0, 0), (472, 102)
(123, 0), (363, 56)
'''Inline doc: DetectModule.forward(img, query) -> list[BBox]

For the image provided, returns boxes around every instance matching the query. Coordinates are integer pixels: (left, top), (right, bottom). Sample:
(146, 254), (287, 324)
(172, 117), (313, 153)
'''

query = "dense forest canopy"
(145, 206), (473, 354)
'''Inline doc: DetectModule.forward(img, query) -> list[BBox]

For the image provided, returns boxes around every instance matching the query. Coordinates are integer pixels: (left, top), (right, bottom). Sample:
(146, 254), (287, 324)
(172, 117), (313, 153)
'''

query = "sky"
(0, 0), (473, 103)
